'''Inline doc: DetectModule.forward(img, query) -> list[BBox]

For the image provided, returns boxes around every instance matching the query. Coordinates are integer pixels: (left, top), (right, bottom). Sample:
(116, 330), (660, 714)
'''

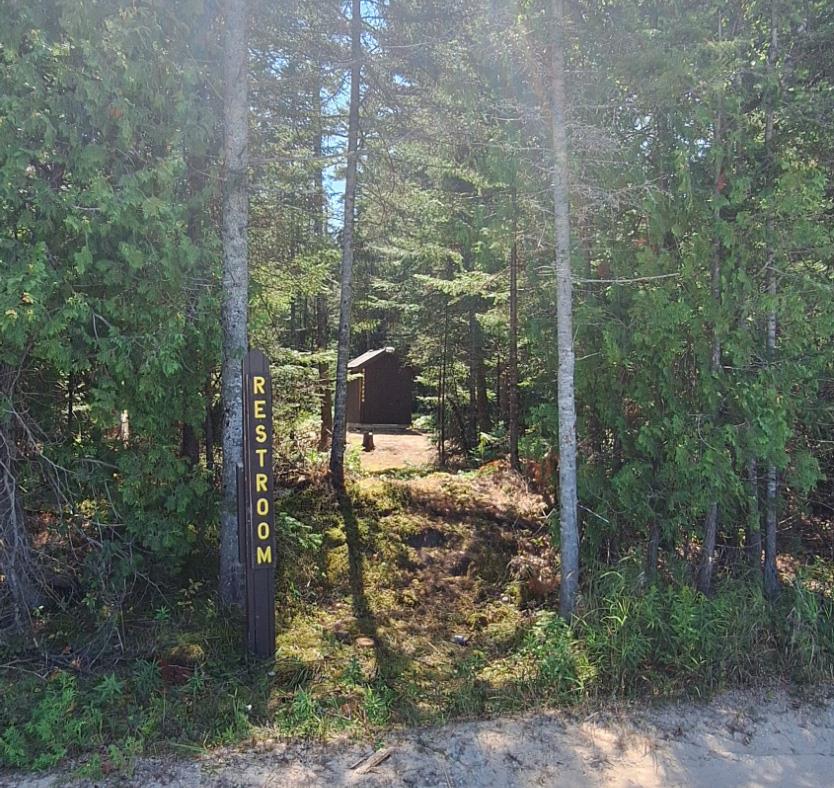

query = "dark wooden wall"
(346, 352), (412, 425)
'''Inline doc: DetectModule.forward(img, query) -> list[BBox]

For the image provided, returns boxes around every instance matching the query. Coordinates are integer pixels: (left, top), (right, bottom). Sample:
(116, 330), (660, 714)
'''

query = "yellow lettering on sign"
(254, 399), (266, 419)
(255, 448), (268, 467)
(257, 522), (270, 540)
(256, 498), (269, 516)
(256, 546), (272, 565)
(252, 376), (265, 395)
(255, 424), (267, 443)
(256, 473), (268, 492)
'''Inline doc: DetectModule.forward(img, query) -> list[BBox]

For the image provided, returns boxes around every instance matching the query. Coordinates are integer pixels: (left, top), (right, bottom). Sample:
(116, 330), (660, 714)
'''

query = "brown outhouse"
(346, 347), (413, 427)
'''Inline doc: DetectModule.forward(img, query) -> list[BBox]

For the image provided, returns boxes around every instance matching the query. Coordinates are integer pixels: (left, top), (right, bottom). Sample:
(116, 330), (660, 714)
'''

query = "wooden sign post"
(239, 349), (276, 658)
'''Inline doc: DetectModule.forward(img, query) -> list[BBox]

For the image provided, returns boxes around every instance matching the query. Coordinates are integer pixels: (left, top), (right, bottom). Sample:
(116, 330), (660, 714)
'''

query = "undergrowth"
(2, 473), (833, 775)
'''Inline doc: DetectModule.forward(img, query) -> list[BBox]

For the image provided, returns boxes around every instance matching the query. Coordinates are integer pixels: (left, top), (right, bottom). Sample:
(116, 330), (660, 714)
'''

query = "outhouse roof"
(348, 346), (395, 370)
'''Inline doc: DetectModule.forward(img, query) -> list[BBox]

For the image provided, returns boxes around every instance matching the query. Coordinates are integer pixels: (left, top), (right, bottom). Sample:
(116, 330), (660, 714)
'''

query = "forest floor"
(8, 686), (834, 786)
(3, 439), (834, 784)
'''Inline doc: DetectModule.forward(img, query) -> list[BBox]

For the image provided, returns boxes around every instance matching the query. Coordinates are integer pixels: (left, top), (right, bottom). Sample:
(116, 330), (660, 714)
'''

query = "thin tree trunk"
(204, 381), (215, 472)
(181, 424), (200, 467)
(289, 297), (298, 350)
(549, 0), (579, 618)
(476, 358), (489, 434)
(312, 67), (332, 453)
(495, 355), (503, 427)
(697, 13), (724, 596)
(438, 301), (450, 467)
(219, 0), (249, 607)
(317, 296), (333, 452)
(508, 226), (520, 472)
(763, 2), (780, 600)
(747, 457), (762, 573)
(468, 306), (479, 450)
(646, 519), (660, 584)
(0, 364), (40, 632)
(764, 463), (779, 596)
(329, 0), (362, 489)
(66, 372), (75, 436)
(698, 503), (719, 594)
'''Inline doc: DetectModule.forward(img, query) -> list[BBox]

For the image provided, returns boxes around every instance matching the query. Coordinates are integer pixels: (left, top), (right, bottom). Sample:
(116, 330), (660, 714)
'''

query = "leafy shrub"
(0, 672), (84, 770)
(520, 612), (595, 701)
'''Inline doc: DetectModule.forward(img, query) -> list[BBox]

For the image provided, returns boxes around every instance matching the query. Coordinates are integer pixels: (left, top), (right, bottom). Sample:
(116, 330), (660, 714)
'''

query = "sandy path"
(347, 429), (435, 472)
(8, 688), (834, 787)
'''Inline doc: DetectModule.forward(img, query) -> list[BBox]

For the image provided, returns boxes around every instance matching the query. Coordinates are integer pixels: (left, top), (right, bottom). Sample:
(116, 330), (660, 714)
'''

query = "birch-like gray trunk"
(549, 0), (579, 618)
(329, 0), (362, 489)
(219, 0), (249, 607)
(763, 2), (780, 600)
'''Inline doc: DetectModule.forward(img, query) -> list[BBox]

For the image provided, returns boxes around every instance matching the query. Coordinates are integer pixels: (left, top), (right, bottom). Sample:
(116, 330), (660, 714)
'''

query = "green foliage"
(275, 689), (323, 736)
(0, 0), (222, 620)
(521, 613), (595, 701)
(0, 673), (83, 770)
(132, 660), (162, 702)
(577, 571), (778, 694)
(2, 0), (834, 775)
(513, 569), (834, 700)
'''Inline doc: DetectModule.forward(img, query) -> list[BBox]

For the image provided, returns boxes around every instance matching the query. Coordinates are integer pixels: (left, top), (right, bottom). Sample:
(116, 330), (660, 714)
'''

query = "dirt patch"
(12, 687), (834, 786)
(348, 429), (436, 472)
(390, 463), (548, 528)
(405, 528), (448, 549)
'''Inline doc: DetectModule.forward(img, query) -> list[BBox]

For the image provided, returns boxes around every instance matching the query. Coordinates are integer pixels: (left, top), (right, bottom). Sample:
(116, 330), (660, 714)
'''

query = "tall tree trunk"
(476, 358), (490, 434)
(747, 457), (762, 572)
(697, 13), (724, 596)
(312, 67), (332, 452)
(204, 380), (215, 473)
(219, 0), (249, 607)
(495, 355), (503, 427)
(468, 306), (479, 450)
(508, 225), (520, 472)
(0, 364), (40, 632)
(438, 300), (450, 467)
(763, 2), (780, 600)
(317, 296), (333, 452)
(646, 519), (660, 584)
(289, 297), (298, 350)
(181, 424), (200, 467)
(549, 0), (579, 618)
(66, 372), (75, 436)
(329, 0), (362, 489)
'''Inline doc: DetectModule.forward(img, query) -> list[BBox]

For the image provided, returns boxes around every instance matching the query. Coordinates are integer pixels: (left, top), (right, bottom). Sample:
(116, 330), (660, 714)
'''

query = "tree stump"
(362, 431), (375, 452)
